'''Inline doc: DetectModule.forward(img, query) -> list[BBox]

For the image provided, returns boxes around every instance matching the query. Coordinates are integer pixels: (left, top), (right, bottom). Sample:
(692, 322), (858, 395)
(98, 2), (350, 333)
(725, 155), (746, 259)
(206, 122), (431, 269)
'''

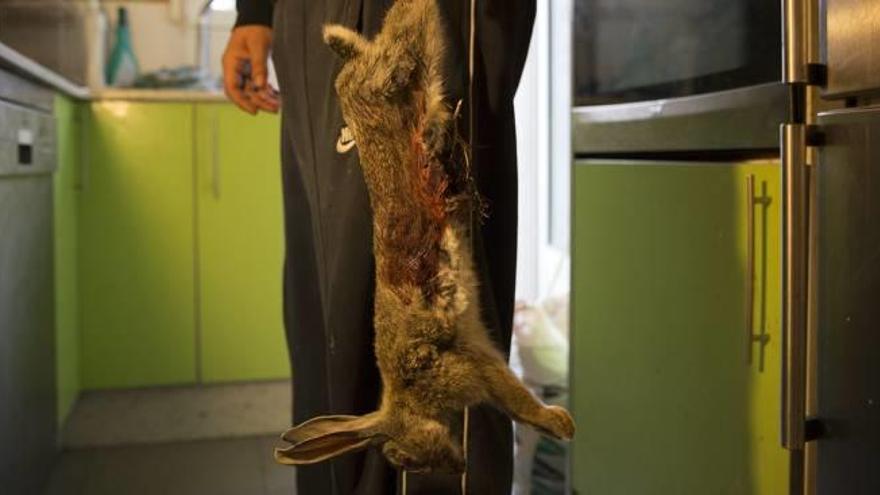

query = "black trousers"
(271, 1), (535, 493)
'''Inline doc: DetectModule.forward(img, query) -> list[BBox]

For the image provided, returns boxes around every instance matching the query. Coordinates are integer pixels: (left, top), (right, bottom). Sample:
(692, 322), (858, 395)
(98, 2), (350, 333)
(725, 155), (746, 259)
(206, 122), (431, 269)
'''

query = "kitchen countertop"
(0, 41), (227, 103)
(94, 89), (227, 103)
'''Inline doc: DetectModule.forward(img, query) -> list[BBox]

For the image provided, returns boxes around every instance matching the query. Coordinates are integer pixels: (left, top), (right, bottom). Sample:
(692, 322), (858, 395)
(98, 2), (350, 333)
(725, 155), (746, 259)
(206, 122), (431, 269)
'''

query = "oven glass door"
(574, 0), (781, 106)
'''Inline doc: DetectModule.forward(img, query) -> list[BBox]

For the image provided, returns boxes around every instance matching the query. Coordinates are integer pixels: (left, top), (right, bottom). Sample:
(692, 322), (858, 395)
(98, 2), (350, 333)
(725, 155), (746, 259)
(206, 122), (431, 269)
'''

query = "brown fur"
(275, 0), (574, 474)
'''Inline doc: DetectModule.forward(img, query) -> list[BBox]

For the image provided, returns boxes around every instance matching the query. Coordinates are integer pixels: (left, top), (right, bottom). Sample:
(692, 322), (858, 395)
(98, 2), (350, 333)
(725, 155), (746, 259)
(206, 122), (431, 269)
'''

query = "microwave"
(571, 0), (790, 154)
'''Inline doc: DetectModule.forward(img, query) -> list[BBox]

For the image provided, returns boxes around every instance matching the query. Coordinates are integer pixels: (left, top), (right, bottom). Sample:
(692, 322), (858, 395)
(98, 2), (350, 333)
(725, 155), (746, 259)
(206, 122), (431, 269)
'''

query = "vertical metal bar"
(746, 174), (756, 364)
(76, 105), (88, 191)
(804, 149), (820, 495)
(211, 113), (221, 199)
(461, 406), (469, 495)
(192, 104), (203, 384)
(461, 0), (476, 491)
(783, 0), (809, 84)
(782, 123), (808, 450)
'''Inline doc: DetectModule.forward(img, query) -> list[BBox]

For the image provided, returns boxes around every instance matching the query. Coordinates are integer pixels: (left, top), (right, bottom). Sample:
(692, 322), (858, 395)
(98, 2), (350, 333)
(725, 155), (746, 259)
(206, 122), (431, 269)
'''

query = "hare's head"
(274, 412), (465, 474)
(381, 417), (465, 473)
(322, 0), (451, 162)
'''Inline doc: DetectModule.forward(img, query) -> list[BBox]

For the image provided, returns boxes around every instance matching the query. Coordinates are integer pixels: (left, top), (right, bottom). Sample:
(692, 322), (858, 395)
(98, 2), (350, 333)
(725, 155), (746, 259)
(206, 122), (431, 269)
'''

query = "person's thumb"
(249, 37), (270, 89)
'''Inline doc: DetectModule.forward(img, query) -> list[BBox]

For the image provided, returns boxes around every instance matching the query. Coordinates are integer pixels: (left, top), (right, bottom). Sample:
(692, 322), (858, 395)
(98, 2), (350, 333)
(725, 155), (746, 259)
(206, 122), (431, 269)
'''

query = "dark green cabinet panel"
(195, 105), (289, 383)
(79, 102), (197, 389)
(78, 102), (287, 389)
(571, 161), (787, 495)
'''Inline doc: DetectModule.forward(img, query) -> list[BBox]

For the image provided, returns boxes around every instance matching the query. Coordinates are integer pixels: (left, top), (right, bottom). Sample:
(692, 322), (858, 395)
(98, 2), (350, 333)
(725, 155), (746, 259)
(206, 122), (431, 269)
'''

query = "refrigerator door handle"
(781, 123), (809, 451)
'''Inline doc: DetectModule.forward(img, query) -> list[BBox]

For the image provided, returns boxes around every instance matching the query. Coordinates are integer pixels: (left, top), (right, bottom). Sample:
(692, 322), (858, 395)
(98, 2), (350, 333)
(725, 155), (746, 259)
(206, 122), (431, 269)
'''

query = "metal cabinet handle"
(77, 110), (89, 191)
(781, 123), (808, 450)
(211, 115), (221, 199)
(746, 174), (756, 364)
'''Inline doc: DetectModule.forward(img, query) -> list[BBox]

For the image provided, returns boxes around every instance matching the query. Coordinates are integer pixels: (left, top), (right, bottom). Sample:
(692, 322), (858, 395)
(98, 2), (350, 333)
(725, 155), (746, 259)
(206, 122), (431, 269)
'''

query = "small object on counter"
(106, 7), (139, 87)
(133, 66), (211, 90)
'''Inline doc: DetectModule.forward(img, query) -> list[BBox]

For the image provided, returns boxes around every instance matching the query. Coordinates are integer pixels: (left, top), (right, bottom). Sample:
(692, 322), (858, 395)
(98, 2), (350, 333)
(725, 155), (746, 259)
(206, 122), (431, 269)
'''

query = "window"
(208, 0), (235, 12)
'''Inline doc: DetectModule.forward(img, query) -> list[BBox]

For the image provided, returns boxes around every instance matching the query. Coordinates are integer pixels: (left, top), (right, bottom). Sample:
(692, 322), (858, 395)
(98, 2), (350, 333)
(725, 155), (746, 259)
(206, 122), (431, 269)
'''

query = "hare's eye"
(374, 58), (416, 98)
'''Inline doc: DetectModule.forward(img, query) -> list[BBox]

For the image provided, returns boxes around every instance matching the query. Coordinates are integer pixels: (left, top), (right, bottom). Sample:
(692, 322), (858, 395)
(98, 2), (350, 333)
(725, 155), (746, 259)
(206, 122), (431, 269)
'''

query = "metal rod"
(211, 114), (221, 199)
(746, 174), (756, 364)
(783, 0), (809, 84)
(781, 123), (808, 450)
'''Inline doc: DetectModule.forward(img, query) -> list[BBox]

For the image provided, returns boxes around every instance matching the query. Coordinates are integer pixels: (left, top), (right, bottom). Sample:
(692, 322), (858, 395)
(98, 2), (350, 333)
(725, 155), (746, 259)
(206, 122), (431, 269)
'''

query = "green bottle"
(105, 7), (139, 87)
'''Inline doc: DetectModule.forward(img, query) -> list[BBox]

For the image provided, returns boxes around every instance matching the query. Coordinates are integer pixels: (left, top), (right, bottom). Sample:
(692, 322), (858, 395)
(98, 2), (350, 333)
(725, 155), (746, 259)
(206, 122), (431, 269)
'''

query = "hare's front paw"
(383, 443), (416, 470)
(541, 405), (575, 440)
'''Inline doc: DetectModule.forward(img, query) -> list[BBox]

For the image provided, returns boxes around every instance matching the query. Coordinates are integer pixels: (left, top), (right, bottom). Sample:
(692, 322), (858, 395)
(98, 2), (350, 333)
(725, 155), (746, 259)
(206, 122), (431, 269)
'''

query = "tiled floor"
(44, 435), (296, 495)
(64, 381), (292, 448)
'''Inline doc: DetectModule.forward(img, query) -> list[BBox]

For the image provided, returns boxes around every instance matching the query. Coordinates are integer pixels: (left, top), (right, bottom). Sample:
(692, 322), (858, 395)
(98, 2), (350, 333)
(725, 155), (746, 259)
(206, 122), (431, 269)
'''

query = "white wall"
(513, 1), (547, 303)
(102, 0), (233, 79)
(514, 0), (571, 303)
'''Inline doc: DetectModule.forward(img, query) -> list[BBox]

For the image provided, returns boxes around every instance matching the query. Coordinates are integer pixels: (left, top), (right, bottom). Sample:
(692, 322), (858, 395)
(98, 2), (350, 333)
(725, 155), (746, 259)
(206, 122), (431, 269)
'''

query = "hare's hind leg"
(480, 361), (575, 440)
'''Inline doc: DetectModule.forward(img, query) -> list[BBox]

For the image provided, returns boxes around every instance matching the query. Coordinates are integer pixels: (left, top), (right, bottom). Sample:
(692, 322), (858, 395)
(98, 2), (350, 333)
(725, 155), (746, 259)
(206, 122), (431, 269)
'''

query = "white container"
(83, 0), (108, 89)
(197, 0), (235, 87)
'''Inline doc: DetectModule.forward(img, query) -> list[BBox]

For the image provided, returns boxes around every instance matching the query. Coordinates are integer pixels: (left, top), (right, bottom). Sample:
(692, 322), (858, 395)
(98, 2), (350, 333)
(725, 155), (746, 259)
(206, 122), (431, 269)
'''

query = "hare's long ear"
(274, 414), (384, 465)
(419, 4), (452, 156)
(323, 25), (367, 61)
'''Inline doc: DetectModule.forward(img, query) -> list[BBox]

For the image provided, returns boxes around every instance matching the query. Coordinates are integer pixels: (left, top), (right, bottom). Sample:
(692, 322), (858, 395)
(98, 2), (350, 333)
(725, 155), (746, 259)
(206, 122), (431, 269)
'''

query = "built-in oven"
(571, 0), (790, 154)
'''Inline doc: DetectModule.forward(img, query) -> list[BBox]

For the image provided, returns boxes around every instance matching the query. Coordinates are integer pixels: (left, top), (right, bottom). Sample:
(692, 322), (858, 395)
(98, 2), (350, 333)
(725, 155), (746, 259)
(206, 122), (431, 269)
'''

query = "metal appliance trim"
(0, 67), (54, 112)
(572, 83), (789, 154)
(817, 104), (880, 119)
(573, 159), (781, 169)
(783, 0), (810, 84)
(819, 0), (880, 98)
(781, 122), (809, 451)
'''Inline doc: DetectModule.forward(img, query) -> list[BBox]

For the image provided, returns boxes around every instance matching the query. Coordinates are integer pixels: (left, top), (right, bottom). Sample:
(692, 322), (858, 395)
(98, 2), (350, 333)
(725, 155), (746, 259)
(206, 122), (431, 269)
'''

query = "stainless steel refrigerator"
(808, 0), (880, 492)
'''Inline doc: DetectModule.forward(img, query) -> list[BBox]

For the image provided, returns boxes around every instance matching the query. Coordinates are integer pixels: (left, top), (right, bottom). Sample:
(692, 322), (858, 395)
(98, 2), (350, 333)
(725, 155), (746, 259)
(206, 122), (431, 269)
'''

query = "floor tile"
(43, 449), (93, 495)
(259, 436), (297, 495)
(64, 381), (292, 448)
(45, 436), (296, 495)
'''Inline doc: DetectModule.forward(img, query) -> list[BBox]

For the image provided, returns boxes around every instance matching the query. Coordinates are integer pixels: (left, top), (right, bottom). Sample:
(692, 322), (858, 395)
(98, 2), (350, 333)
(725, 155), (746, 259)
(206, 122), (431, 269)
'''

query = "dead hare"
(275, 0), (574, 474)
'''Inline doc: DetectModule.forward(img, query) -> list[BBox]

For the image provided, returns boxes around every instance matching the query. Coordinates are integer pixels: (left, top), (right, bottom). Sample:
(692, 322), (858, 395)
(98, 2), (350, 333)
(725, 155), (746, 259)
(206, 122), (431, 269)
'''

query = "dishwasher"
(0, 69), (58, 494)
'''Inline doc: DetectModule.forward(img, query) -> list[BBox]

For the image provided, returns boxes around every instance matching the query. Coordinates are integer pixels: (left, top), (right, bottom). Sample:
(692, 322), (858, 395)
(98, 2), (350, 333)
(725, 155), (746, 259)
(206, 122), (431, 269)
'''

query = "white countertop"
(93, 89), (227, 102)
(0, 41), (227, 103)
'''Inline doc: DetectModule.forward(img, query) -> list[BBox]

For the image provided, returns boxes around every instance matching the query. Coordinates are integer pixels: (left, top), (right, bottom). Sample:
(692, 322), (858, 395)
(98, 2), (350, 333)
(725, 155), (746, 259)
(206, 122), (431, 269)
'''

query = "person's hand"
(222, 25), (280, 115)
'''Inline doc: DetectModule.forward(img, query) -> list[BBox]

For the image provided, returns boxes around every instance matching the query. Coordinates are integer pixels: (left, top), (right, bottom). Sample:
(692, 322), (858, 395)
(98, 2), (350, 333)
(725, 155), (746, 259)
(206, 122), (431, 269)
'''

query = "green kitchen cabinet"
(571, 160), (787, 494)
(194, 105), (289, 382)
(79, 102), (197, 389)
(77, 101), (287, 389)
(54, 95), (82, 424)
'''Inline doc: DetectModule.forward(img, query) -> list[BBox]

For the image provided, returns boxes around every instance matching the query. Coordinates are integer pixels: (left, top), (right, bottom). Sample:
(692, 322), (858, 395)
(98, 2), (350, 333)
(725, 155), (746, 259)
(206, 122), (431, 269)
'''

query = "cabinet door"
(79, 102), (196, 389)
(571, 160), (787, 495)
(195, 104), (288, 383)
